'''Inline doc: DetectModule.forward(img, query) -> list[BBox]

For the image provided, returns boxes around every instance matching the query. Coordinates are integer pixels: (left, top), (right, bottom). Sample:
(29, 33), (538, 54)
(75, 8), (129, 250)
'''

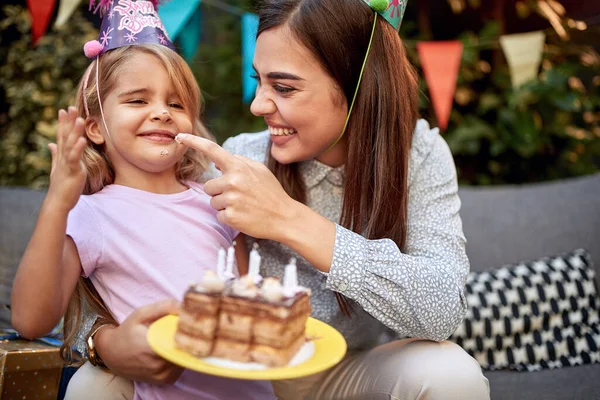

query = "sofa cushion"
(485, 363), (600, 400)
(451, 249), (600, 371)
(0, 187), (46, 328)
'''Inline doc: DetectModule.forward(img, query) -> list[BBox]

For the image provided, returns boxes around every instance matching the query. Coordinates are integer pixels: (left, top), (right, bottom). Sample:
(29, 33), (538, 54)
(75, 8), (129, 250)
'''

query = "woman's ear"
(85, 118), (105, 145)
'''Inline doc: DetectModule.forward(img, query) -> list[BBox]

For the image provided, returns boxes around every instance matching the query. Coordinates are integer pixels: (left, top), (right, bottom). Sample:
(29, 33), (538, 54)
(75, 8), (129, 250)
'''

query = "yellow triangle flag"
(54, 0), (82, 28)
(500, 31), (546, 88)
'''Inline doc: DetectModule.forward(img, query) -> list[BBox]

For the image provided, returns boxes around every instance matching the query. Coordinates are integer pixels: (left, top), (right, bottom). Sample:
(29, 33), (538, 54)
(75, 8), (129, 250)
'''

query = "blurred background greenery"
(1, 0), (598, 188)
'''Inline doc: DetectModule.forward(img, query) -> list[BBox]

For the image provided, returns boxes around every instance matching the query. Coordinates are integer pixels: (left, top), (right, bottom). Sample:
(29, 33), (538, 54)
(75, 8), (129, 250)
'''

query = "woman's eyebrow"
(266, 72), (304, 81)
(252, 65), (304, 81)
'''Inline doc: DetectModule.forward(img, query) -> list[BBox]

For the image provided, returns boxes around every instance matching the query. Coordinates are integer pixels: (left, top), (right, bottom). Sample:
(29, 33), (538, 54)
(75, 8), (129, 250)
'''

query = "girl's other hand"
(95, 299), (183, 384)
(46, 106), (88, 212)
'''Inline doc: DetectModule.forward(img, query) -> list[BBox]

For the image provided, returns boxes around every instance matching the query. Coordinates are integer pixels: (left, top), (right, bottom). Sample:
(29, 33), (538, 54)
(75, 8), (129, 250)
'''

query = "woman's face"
(250, 24), (348, 167)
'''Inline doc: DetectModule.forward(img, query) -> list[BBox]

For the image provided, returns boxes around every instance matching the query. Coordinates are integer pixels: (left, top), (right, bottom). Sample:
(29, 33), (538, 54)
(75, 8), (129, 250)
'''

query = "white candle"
(225, 242), (236, 279)
(248, 243), (261, 279)
(283, 257), (298, 297)
(216, 248), (226, 280)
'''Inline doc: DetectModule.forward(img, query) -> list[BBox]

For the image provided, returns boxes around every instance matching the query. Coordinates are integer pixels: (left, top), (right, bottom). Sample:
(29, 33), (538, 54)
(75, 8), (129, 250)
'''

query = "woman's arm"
(175, 132), (468, 341)
(286, 133), (468, 341)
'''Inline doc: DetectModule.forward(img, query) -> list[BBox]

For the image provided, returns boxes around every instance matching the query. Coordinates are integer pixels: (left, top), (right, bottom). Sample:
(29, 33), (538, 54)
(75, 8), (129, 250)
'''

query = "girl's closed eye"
(169, 102), (184, 109)
(127, 99), (147, 105)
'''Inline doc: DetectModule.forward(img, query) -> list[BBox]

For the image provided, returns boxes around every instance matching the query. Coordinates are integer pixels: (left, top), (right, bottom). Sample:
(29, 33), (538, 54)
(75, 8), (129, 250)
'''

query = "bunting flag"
(417, 41), (463, 131)
(178, 7), (203, 61)
(241, 13), (259, 104)
(27, 0), (57, 44)
(54, 0), (81, 28)
(158, 0), (202, 41)
(500, 31), (546, 88)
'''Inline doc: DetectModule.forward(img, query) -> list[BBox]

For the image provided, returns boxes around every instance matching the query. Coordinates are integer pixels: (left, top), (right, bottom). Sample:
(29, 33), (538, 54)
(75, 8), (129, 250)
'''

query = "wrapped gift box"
(0, 340), (64, 400)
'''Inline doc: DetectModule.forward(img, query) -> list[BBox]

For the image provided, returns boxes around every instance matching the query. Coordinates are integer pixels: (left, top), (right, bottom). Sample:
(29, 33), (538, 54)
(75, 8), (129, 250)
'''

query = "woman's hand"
(95, 299), (183, 384)
(46, 106), (87, 212)
(175, 134), (298, 242)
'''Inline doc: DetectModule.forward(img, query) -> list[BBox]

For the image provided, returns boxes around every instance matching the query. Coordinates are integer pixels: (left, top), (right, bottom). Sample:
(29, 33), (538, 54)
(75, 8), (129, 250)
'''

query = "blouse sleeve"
(325, 129), (469, 341)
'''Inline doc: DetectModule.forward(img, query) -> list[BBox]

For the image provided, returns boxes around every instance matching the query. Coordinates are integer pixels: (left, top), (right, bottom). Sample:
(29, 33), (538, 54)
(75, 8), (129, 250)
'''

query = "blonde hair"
(61, 44), (214, 365)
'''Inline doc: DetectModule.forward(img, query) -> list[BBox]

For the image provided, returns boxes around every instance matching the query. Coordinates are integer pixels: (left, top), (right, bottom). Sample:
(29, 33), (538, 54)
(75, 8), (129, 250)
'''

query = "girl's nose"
(152, 108), (172, 122)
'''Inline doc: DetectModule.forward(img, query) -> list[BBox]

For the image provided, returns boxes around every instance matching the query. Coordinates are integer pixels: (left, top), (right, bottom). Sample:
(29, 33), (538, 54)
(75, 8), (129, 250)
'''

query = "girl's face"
(251, 24), (349, 167)
(87, 52), (193, 182)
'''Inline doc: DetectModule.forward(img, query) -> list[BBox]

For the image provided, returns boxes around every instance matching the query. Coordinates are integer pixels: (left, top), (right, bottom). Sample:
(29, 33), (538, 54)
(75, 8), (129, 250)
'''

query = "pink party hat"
(84, 0), (175, 58)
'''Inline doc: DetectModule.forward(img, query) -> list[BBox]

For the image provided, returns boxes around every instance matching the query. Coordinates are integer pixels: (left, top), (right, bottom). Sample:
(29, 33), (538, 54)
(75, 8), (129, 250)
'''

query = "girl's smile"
(137, 129), (178, 143)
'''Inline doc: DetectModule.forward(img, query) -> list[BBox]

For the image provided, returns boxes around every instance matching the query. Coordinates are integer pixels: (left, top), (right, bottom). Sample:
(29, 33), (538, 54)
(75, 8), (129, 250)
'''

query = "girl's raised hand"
(46, 106), (88, 212)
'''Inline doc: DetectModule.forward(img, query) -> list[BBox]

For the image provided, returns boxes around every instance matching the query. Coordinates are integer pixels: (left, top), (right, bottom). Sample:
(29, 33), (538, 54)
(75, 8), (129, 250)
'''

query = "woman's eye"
(273, 85), (295, 94)
(169, 102), (184, 109)
(128, 99), (146, 104)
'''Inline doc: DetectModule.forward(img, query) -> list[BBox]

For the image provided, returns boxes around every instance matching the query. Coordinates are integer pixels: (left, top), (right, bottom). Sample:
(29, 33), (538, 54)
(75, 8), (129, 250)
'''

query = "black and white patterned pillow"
(451, 249), (600, 371)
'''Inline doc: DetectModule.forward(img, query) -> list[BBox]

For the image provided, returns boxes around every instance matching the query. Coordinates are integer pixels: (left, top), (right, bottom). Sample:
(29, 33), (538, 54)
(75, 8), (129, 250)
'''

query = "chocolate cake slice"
(211, 275), (259, 362)
(174, 271), (225, 356)
(250, 277), (312, 367)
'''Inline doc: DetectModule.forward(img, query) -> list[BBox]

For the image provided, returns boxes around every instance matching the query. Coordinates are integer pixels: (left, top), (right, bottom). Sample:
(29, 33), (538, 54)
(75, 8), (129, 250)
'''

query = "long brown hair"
(61, 44), (213, 365)
(257, 0), (420, 314)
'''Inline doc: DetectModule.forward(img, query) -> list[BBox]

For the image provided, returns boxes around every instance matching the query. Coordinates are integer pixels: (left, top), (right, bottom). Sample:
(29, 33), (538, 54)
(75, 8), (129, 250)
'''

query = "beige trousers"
(66, 339), (490, 400)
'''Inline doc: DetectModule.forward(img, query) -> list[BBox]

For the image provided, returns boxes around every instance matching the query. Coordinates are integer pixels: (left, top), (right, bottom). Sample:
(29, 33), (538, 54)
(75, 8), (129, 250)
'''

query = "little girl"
(10, 3), (275, 399)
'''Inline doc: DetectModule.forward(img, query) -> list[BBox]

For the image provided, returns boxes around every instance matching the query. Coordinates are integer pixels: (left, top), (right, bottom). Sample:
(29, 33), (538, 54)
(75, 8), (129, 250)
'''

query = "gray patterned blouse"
(222, 119), (469, 351)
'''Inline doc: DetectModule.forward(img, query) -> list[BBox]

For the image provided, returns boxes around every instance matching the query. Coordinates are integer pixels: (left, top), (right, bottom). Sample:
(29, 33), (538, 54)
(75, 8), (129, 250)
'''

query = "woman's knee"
(383, 339), (490, 400)
(64, 362), (134, 400)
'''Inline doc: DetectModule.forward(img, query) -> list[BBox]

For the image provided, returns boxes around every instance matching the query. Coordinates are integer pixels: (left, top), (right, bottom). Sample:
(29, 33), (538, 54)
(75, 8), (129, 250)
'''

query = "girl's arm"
(11, 217), (82, 338)
(11, 107), (88, 338)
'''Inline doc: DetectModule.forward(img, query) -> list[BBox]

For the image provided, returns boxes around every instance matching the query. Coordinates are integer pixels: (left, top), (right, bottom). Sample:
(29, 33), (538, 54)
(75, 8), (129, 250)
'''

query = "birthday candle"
(283, 257), (298, 297)
(225, 242), (236, 278)
(248, 243), (261, 278)
(217, 247), (226, 280)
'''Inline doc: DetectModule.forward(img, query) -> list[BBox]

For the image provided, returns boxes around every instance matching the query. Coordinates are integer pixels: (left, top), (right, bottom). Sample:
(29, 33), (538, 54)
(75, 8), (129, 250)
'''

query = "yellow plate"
(147, 315), (347, 380)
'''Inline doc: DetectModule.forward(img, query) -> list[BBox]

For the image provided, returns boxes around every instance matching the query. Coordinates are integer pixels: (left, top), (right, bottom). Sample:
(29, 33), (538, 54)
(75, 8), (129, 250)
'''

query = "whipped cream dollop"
(231, 275), (258, 298)
(194, 270), (225, 293)
(259, 277), (285, 303)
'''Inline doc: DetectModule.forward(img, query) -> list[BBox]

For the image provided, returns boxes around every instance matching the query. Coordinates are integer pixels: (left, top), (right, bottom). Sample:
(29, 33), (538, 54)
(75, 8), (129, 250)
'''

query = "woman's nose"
(250, 89), (276, 117)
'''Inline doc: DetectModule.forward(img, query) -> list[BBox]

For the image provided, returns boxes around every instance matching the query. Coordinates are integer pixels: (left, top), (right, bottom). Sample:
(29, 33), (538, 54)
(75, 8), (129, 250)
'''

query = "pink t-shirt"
(67, 182), (275, 400)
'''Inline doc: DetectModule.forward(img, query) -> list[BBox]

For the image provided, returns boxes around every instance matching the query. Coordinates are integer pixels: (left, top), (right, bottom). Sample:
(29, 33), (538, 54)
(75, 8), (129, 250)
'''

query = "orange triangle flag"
(27, 0), (56, 44)
(417, 41), (463, 131)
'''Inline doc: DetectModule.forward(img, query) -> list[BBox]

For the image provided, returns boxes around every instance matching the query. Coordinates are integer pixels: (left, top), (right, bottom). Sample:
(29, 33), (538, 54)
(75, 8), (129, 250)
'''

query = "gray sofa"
(1, 173), (599, 399)
(459, 173), (600, 400)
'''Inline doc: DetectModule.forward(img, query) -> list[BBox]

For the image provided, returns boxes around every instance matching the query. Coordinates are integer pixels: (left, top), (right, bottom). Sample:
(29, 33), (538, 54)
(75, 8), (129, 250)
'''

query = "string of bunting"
(27, 0), (590, 128)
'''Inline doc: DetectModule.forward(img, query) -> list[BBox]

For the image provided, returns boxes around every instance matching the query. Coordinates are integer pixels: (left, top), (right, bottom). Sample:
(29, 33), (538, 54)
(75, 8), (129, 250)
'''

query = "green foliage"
(0, 5), (96, 188)
(1, 2), (598, 188)
(186, 0), (265, 144)
(432, 22), (600, 185)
